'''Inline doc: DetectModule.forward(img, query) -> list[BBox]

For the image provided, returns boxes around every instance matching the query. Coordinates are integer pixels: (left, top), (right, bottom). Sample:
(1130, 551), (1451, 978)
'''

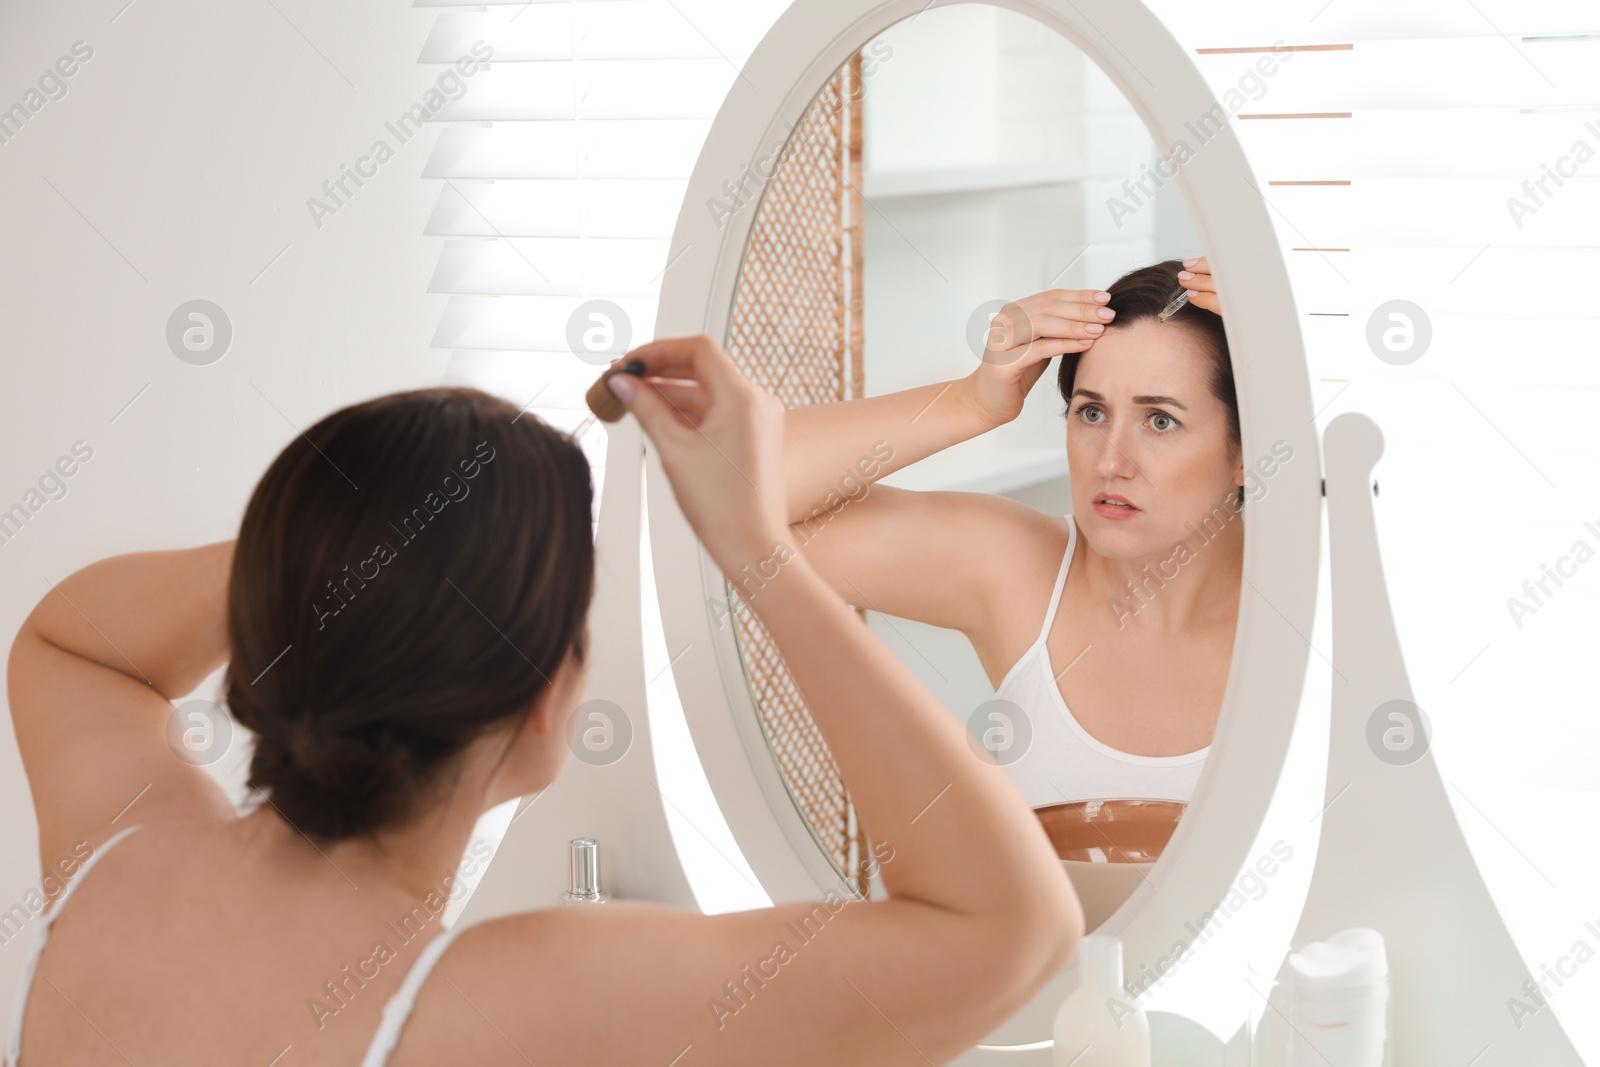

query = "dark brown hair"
(225, 387), (595, 843)
(1056, 258), (1242, 505)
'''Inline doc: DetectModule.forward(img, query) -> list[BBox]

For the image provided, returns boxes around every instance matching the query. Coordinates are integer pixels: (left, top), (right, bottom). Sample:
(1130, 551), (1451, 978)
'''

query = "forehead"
(1073, 317), (1216, 399)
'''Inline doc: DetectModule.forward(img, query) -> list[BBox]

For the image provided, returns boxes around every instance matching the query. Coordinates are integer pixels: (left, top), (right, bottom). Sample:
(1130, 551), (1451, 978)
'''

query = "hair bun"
(244, 704), (424, 840)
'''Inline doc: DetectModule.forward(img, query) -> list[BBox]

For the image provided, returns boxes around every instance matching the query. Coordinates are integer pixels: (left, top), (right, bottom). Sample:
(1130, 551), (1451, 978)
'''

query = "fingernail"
(1183, 257), (1198, 268)
(1086, 323), (1105, 334)
(1178, 271), (1194, 280)
(1094, 291), (1111, 303)
(1097, 308), (1115, 321)
(607, 374), (636, 403)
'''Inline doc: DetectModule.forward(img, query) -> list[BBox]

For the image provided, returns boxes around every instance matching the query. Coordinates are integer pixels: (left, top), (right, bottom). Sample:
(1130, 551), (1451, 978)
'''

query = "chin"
(1084, 511), (1174, 554)
(1079, 512), (1139, 543)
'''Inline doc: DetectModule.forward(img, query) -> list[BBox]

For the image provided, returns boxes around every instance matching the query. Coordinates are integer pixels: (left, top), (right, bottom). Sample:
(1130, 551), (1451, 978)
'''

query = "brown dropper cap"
(585, 358), (647, 423)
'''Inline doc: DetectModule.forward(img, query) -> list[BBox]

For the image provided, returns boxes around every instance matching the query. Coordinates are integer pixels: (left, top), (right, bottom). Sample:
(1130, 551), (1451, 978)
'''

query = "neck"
(327, 801), (485, 905)
(1082, 512), (1245, 634)
(247, 773), (492, 911)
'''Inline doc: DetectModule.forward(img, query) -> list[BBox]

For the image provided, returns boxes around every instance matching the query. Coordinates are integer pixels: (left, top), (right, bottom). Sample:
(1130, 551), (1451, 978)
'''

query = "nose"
(1089, 422), (1139, 481)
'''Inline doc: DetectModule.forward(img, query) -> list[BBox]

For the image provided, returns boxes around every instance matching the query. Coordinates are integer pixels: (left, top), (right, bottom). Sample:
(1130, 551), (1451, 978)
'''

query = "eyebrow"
(1071, 388), (1187, 411)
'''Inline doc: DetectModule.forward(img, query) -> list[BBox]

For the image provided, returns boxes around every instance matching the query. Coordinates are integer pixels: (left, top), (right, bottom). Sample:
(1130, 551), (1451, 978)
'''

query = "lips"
(1091, 492), (1139, 520)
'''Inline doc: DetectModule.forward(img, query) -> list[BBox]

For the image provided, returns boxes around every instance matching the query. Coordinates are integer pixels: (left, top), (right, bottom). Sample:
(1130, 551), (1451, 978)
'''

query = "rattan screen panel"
(722, 54), (869, 896)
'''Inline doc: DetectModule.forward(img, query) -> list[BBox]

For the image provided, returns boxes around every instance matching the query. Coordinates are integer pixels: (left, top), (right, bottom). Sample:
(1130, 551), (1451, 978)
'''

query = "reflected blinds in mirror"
(723, 54), (870, 896)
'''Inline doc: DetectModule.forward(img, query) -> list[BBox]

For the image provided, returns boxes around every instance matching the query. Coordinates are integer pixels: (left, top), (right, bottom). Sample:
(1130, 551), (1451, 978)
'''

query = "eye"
(1071, 402), (1104, 424)
(1149, 411), (1180, 433)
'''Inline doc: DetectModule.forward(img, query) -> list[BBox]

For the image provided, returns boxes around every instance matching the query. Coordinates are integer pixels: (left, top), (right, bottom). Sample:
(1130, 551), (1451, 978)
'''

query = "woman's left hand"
(1178, 256), (1220, 316)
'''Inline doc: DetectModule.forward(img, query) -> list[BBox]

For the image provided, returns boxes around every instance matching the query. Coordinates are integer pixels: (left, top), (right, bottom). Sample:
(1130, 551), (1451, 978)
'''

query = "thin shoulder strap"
(359, 921), (471, 1067)
(4, 823), (143, 1067)
(1035, 514), (1078, 646)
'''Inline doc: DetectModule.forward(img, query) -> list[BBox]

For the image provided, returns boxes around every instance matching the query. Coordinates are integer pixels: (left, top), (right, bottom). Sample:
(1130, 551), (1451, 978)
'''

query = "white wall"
(0, 0), (450, 1010)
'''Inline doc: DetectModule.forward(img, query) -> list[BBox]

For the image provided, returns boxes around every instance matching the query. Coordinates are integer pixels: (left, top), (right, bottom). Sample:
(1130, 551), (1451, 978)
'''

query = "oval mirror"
(726, 0), (1227, 929)
(651, 0), (1322, 1051)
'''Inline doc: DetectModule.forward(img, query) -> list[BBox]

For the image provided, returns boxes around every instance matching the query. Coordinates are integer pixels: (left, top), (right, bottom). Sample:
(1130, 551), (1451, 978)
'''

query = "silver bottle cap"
(562, 837), (609, 904)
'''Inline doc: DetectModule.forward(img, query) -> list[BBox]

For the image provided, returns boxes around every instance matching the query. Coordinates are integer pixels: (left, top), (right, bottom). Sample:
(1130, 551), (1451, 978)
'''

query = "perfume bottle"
(560, 837), (610, 905)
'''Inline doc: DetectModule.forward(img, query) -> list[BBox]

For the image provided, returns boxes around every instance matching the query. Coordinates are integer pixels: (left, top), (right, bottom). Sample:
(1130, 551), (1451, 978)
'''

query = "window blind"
(1152, 3), (1600, 1055)
(416, 0), (795, 923)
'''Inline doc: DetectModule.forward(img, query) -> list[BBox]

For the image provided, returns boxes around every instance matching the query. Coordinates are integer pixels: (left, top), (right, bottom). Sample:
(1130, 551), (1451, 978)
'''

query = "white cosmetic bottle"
(1052, 933), (1151, 1067)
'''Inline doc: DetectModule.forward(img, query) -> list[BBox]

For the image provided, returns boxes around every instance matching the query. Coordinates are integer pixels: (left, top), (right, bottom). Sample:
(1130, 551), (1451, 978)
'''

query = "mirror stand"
(1240, 413), (1583, 1066)
(457, 419), (702, 925)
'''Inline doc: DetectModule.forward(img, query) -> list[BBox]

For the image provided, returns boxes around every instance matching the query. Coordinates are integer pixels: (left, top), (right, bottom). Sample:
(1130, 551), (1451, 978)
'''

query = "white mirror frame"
(650, 0), (1324, 1047)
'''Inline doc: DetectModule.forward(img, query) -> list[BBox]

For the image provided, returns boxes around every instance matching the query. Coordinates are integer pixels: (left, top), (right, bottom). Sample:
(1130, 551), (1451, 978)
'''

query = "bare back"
(16, 818), (480, 1066)
(14, 813), (971, 1066)
(13, 790), (1061, 1067)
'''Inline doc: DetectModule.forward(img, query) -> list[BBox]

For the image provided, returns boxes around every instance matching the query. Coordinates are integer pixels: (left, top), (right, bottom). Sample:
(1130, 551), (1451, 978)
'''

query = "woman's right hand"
(605, 336), (790, 578)
(966, 288), (1115, 426)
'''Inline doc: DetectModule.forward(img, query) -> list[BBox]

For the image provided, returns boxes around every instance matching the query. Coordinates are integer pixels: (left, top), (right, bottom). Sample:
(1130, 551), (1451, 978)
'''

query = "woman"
(4, 337), (1081, 1065)
(778, 257), (1245, 808)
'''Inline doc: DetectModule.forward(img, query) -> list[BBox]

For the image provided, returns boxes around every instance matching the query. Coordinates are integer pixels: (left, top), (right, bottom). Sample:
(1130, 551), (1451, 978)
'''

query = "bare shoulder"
(900, 487), (1068, 566)
(396, 894), (1053, 1067)
(938, 490), (1073, 593)
(950, 490), (1070, 549)
(791, 482), (1070, 644)
(395, 901), (715, 1066)
(947, 494), (1074, 681)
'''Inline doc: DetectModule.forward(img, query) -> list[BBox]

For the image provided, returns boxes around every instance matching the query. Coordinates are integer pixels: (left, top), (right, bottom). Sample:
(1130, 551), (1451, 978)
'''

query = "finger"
(619, 335), (744, 399)
(639, 378), (710, 424)
(614, 336), (703, 380)
(601, 356), (700, 412)
(1181, 255), (1210, 275)
(1035, 288), (1113, 307)
(609, 369), (695, 449)
(994, 313), (1109, 344)
(984, 334), (1093, 368)
(986, 305), (1112, 348)
(1186, 291), (1221, 316)
(1059, 301), (1120, 326)
(1178, 270), (1216, 296)
(1033, 335), (1097, 359)
(1002, 291), (1108, 330)
(1025, 291), (1114, 321)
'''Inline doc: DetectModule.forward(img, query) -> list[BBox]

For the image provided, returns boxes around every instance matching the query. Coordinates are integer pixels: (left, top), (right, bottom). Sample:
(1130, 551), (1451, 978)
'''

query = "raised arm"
(476, 336), (1083, 1067)
(781, 288), (1114, 522)
(8, 541), (237, 865)
(780, 375), (997, 522)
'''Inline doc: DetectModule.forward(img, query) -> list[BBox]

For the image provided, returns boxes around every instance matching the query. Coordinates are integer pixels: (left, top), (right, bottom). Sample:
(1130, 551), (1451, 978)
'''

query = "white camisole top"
(991, 513), (1209, 808)
(3, 823), (466, 1067)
